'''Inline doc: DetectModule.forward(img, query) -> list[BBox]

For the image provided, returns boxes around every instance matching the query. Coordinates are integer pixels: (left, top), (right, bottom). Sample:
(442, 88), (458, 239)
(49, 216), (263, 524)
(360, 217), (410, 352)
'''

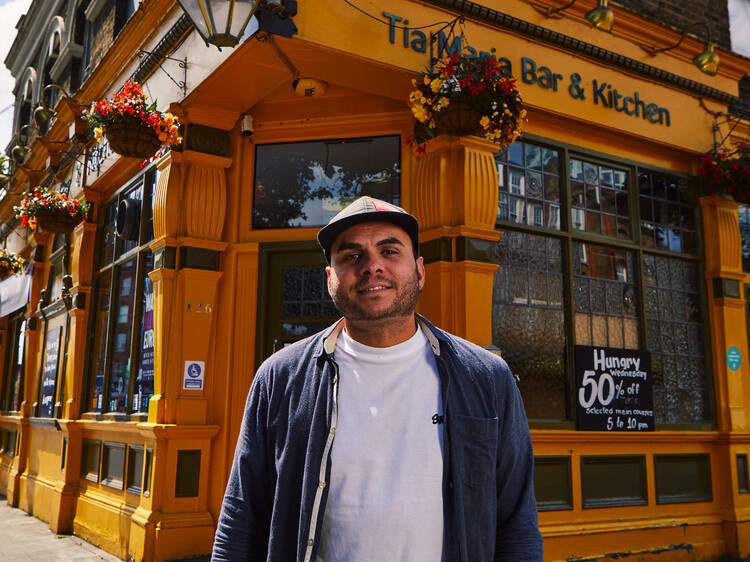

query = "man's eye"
(382, 248), (398, 255)
(343, 253), (359, 262)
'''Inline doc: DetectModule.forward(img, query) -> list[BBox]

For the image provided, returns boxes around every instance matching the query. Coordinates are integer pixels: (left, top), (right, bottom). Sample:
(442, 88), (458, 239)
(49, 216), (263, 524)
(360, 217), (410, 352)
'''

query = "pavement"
(0, 494), (120, 561)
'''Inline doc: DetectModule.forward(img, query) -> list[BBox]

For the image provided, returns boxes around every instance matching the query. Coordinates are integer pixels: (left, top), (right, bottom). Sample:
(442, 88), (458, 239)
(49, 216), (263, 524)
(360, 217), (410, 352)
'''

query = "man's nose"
(358, 251), (383, 274)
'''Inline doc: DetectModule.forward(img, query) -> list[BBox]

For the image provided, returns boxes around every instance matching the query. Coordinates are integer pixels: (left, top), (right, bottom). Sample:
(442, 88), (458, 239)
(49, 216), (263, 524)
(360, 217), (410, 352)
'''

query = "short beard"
(331, 266), (420, 321)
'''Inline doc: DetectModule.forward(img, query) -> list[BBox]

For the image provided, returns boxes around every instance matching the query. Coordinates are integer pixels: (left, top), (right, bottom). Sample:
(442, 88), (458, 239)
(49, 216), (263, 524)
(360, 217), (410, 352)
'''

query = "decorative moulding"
(84, 0), (108, 23)
(50, 42), (83, 83)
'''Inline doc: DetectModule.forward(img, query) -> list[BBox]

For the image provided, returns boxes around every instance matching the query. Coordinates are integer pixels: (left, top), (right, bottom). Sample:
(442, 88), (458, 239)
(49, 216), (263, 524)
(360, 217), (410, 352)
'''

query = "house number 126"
(186, 302), (213, 314)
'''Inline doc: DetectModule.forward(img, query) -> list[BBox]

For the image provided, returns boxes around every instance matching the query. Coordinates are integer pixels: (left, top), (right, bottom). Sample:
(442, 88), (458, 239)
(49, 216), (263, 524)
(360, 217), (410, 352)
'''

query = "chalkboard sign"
(39, 326), (62, 418)
(575, 345), (653, 431)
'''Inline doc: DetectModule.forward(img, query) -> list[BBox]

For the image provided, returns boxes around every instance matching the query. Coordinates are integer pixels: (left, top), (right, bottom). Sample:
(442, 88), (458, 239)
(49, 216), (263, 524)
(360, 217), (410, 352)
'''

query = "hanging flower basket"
(84, 81), (182, 160)
(698, 142), (750, 203)
(14, 186), (90, 233)
(103, 121), (162, 159)
(434, 96), (483, 136)
(0, 248), (27, 279)
(34, 207), (84, 233)
(407, 52), (526, 152)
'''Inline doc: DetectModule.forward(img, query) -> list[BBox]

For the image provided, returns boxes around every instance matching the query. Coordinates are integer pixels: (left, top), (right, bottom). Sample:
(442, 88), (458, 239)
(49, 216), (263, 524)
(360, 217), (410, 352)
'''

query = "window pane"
(573, 243), (639, 349)
(638, 170), (696, 254)
(571, 158), (630, 238)
(740, 205), (750, 273)
(117, 183), (143, 258)
(644, 255), (709, 424)
(87, 271), (112, 412)
(493, 231), (567, 420)
(107, 259), (137, 413)
(98, 202), (117, 269)
(134, 251), (155, 413)
(7, 318), (25, 411)
(253, 136), (400, 228)
(497, 142), (562, 231)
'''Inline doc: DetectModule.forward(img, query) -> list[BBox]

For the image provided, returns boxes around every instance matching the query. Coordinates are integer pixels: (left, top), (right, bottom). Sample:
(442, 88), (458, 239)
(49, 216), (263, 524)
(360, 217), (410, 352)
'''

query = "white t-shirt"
(316, 326), (444, 562)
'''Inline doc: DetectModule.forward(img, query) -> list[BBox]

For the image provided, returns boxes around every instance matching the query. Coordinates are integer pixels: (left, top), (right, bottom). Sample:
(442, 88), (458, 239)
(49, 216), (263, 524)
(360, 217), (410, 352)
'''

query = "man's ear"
(416, 256), (426, 290)
(326, 265), (334, 297)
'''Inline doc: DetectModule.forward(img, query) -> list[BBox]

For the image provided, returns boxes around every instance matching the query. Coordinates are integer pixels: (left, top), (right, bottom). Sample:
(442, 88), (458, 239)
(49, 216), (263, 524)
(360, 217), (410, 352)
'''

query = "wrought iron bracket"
(136, 50), (187, 97)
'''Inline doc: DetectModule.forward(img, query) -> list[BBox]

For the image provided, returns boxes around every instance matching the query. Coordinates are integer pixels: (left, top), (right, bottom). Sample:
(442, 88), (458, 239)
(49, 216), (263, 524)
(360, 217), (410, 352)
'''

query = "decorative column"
(700, 194), (750, 558)
(131, 117), (233, 561)
(148, 148), (230, 426)
(6, 231), (49, 507)
(415, 135), (501, 346)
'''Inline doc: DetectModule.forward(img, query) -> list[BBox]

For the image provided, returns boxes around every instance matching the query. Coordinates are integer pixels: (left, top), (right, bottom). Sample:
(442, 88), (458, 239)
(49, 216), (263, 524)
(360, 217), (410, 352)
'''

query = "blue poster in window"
(40, 327), (62, 418)
(136, 276), (154, 411)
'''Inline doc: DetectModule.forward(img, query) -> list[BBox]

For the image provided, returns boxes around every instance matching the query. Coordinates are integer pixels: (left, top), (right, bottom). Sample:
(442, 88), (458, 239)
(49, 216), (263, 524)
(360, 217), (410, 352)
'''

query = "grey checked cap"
(317, 196), (420, 263)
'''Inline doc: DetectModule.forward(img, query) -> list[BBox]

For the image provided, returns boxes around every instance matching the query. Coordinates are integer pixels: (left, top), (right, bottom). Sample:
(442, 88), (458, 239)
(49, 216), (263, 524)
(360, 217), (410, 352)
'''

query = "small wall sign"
(183, 360), (205, 390)
(575, 345), (654, 431)
(727, 346), (742, 371)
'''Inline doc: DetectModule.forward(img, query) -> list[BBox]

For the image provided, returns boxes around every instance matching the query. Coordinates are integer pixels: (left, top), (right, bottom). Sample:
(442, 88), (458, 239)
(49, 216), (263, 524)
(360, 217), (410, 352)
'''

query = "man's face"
(326, 221), (425, 322)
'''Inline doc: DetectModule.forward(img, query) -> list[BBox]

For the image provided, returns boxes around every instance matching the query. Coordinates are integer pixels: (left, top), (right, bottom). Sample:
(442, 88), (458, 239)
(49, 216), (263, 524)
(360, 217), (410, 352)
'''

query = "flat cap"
(317, 196), (419, 263)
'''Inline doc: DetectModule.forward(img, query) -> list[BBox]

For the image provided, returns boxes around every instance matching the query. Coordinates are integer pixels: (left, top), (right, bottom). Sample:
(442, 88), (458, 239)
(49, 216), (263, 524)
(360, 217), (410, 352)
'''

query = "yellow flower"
(439, 97), (450, 107)
(519, 109), (527, 119)
(409, 90), (422, 103)
(479, 116), (490, 128)
(411, 78), (417, 87)
(430, 78), (442, 93)
(429, 119), (436, 128)
(424, 76), (431, 85)
(94, 126), (103, 143)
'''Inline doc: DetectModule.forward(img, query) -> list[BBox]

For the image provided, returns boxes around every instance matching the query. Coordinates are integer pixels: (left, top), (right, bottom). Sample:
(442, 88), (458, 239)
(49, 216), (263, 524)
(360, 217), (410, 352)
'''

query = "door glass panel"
(107, 259), (137, 413)
(88, 270), (112, 412)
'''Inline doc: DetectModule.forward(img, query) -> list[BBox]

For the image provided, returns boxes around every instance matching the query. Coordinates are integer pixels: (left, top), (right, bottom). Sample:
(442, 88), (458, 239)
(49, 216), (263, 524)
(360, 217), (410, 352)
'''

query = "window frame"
(494, 133), (713, 430)
(83, 167), (157, 420)
(2, 311), (26, 413)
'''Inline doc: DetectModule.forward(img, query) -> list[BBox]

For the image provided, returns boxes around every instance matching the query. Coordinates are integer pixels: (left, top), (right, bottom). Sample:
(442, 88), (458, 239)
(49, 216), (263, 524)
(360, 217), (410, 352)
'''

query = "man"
(212, 196), (543, 561)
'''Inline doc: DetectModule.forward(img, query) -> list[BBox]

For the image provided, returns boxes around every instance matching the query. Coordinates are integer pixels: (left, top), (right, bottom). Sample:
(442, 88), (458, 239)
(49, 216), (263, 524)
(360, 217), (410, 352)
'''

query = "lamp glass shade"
(177, 0), (259, 47)
(693, 44), (720, 76)
(11, 144), (29, 165)
(33, 104), (56, 129)
(585, 1), (614, 32)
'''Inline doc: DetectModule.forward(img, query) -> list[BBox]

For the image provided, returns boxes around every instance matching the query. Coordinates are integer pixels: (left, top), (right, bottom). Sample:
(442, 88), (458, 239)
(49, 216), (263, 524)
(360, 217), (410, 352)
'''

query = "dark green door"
(256, 242), (340, 367)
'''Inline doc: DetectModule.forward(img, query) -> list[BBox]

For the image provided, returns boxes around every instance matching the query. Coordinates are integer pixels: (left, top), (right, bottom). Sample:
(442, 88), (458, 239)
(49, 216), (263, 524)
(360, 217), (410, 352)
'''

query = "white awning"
(0, 264), (32, 317)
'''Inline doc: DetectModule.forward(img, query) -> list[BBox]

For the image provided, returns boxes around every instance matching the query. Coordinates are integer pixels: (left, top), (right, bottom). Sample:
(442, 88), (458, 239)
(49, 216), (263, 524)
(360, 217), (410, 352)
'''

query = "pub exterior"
(1, 0), (750, 560)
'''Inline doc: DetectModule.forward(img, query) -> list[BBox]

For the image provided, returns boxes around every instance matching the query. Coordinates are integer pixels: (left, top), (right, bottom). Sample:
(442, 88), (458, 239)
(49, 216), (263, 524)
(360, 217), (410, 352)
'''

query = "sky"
(0, 0), (31, 159)
(0, 0), (749, 162)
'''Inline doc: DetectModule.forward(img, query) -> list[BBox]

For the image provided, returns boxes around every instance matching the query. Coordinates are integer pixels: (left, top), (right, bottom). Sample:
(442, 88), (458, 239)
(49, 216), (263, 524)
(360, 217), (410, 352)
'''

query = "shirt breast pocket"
(451, 414), (498, 488)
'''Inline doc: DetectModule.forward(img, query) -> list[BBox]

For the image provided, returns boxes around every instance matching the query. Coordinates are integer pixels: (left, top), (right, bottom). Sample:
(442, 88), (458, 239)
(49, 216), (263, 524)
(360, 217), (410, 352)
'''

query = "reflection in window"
(492, 231), (567, 420)
(571, 158), (630, 238)
(3, 315), (26, 412)
(639, 171), (695, 253)
(740, 205), (750, 272)
(85, 169), (156, 415)
(497, 142), (561, 230)
(278, 266), (338, 347)
(573, 243), (639, 349)
(253, 136), (401, 229)
(108, 259), (137, 413)
(644, 255), (708, 424)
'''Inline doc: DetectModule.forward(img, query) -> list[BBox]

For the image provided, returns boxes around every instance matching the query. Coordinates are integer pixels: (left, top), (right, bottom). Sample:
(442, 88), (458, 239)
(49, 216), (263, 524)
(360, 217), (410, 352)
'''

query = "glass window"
(497, 142), (562, 230)
(573, 243), (639, 349)
(85, 169), (157, 415)
(493, 139), (707, 427)
(644, 255), (708, 424)
(639, 171), (695, 253)
(570, 158), (631, 238)
(3, 313), (26, 412)
(492, 231), (566, 420)
(739, 205), (750, 273)
(253, 136), (401, 229)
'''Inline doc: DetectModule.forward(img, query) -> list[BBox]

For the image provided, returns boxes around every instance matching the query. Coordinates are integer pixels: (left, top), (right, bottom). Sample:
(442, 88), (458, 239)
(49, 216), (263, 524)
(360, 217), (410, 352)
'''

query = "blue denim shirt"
(212, 315), (543, 561)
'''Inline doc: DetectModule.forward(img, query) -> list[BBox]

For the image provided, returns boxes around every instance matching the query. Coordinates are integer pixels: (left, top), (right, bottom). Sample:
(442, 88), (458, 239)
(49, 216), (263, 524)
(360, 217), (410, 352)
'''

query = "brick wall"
(614, 0), (732, 50)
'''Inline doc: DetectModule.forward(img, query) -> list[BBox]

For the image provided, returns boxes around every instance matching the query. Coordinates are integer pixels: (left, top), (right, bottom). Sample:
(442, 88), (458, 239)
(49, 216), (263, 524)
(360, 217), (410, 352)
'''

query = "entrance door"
(256, 242), (340, 367)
